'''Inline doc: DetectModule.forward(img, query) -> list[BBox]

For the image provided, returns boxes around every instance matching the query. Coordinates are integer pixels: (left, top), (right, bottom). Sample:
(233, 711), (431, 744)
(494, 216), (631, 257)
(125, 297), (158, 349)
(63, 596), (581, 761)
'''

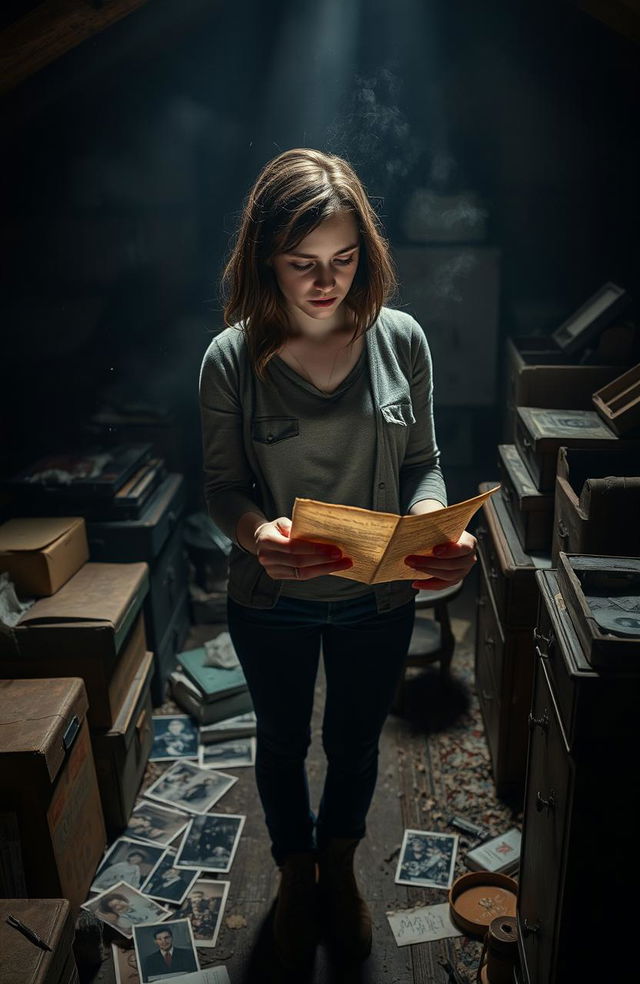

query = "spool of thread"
(483, 916), (519, 984)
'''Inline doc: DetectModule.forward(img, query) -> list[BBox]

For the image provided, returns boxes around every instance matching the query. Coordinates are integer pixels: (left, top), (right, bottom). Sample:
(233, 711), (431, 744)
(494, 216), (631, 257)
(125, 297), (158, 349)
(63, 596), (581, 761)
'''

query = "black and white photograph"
(145, 760), (238, 815)
(83, 882), (171, 940)
(112, 943), (141, 984)
(123, 802), (191, 848)
(140, 848), (201, 905)
(132, 918), (199, 983)
(91, 837), (166, 893)
(174, 879), (230, 948)
(199, 737), (256, 769)
(175, 813), (245, 873)
(395, 830), (459, 890)
(150, 715), (199, 762)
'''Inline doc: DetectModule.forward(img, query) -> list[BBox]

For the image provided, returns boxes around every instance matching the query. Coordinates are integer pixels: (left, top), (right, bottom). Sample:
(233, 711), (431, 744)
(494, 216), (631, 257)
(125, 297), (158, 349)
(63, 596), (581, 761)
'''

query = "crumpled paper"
(203, 631), (239, 669)
(0, 571), (34, 627)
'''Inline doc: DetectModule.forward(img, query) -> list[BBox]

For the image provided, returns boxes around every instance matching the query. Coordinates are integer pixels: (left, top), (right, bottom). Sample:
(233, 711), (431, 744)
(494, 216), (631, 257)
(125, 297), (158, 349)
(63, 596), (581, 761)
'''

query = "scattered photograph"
(83, 882), (170, 940)
(123, 801), (191, 848)
(141, 848), (201, 905)
(150, 715), (199, 762)
(145, 760), (237, 815)
(174, 879), (230, 947)
(395, 830), (459, 890)
(175, 814), (245, 873)
(199, 712), (256, 744)
(133, 918), (199, 983)
(112, 942), (141, 984)
(91, 837), (165, 893)
(198, 737), (256, 769)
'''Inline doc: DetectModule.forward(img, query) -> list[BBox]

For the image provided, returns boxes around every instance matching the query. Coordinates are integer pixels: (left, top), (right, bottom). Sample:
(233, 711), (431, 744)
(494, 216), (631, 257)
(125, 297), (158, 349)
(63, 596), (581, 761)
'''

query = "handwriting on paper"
(386, 903), (463, 947)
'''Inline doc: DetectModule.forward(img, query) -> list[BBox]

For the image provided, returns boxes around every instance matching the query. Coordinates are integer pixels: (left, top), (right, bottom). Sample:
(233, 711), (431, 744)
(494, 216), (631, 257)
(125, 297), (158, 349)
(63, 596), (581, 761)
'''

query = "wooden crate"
(592, 361), (640, 436)
(498, 444), (554, 552)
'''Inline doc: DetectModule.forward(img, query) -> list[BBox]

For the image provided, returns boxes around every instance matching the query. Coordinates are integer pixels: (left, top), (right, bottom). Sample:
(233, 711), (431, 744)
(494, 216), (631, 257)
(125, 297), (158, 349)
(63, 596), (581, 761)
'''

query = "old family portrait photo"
(140, 848), (201, 906)
(198, 737), (256, 769)
(150, 715), (199, 762)
(123, 801), (191, 847)
(395, 830), (459, 890)
(133, 919), (199, 982)
(145, 760), (237, 814)
(83, 882), (170, 939)
(91, 838), (166, 893)
(175, 814), (245, 873)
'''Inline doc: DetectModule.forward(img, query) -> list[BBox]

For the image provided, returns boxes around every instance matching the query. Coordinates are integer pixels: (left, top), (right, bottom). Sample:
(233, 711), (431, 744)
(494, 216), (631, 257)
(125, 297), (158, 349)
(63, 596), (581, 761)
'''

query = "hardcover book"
(170, 670), (253, 726)
(177, 648), (247, 702)
(464, 828), (521, 875)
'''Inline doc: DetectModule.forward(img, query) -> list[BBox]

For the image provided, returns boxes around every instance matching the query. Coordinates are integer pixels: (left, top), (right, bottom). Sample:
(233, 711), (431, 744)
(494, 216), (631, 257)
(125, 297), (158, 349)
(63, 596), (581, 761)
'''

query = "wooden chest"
(552, 446), (640, 562)
(0, 899), (78, 984)
(556, 553), (640, 670)
(152, 586), (190, 706)
(517, 570), (640, 984)
(514, 406), (620, 492)
(498, 444), (554, 552)
(474, 483), (551, 797)
(0, 678), (106, 908)
(503, 319), (635, 440)
(91, 650), (154, 837)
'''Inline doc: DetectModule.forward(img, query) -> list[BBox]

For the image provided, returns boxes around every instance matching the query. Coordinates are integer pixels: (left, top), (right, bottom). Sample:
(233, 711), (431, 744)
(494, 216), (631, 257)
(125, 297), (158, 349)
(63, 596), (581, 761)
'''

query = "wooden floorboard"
(92, 576), (497, 983)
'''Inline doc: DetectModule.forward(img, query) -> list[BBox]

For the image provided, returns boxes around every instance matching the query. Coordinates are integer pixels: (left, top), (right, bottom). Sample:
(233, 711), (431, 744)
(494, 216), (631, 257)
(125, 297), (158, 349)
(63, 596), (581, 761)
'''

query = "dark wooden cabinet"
(517, 569), (640, 983)
(475, 484), (550, 797)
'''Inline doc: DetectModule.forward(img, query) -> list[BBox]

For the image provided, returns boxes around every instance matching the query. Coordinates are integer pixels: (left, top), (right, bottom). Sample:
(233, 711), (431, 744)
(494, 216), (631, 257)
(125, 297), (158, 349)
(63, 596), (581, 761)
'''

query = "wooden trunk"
(514, 406), (620, 492)
(498, 444), (554, 552)
(552, 446), (640, 562)
(592, 361), (640, 435)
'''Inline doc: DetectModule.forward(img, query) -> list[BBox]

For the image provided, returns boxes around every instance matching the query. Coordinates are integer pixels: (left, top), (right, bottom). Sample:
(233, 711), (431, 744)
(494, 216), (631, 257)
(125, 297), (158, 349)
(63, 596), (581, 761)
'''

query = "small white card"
(386, 903), (463, 947)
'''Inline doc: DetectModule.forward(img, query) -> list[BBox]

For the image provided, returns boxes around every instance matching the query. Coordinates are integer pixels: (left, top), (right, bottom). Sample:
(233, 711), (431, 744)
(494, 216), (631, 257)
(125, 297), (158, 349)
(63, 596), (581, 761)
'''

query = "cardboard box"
(92, 650), (154, 837)
(0, 677), (106, 909)
(0, 517), (89, 596)
(0, 898), (78, 984)
(0, 563), (149, 728)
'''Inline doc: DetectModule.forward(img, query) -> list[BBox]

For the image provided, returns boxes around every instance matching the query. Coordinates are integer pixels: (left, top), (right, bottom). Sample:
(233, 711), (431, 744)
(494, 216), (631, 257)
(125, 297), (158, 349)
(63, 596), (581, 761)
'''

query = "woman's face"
(271, 211), (360, 329)
(107, 898), (130, 914)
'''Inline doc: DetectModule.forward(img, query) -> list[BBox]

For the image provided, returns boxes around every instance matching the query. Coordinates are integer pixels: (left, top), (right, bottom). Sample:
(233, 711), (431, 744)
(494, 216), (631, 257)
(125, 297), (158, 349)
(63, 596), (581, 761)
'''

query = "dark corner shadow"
(391, 665), (471, 734)
(238, 901), (316, 984)
(321, 943), (376, 984)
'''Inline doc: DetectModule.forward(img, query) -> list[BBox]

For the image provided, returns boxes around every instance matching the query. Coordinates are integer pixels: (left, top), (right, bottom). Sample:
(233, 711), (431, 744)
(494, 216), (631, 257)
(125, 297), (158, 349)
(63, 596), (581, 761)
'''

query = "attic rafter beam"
(0, 0), (151, 95)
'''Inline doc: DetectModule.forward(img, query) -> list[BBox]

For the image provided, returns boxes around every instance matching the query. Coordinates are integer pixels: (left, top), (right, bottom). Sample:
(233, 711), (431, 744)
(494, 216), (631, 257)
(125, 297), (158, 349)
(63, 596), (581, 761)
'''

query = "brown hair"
(222, 148), (397, 379)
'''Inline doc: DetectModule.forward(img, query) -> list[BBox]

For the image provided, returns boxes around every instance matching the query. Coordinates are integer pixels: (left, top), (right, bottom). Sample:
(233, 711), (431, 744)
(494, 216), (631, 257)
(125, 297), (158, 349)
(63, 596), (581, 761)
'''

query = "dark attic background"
(2, 0), (639, 507)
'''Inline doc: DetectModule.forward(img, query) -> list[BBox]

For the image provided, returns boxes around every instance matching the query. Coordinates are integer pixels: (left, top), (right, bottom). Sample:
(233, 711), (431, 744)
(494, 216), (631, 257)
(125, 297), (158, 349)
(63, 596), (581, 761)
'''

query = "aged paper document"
(290, 486), (500, 584)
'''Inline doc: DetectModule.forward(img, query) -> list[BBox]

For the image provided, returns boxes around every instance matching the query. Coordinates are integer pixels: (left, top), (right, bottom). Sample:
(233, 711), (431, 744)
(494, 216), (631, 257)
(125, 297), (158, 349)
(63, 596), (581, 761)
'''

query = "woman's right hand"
(254, 516), (353, 581)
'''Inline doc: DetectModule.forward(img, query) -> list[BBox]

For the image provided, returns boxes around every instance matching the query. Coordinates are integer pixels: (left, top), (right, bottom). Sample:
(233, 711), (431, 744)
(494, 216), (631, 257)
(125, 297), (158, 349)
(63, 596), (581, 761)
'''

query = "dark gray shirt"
(267, 349), (376, 600)
(199, 306), (447, 612)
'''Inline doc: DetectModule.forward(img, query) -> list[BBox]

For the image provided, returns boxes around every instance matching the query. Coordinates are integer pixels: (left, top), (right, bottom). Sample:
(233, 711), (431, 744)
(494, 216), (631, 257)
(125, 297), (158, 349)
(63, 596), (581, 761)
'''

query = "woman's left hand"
(404, 529), (477, 591)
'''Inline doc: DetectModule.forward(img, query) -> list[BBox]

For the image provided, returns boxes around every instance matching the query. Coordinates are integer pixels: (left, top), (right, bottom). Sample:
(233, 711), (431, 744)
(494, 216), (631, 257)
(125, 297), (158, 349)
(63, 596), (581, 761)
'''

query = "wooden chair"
(393, 581), (464, 710)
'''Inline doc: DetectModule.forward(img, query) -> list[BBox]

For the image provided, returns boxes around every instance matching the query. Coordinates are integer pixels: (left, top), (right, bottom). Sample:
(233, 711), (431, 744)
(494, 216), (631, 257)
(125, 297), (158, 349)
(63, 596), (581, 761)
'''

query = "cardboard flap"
(0, 678), (88, 782)
(19, 562), (148, 629)
(0, 517), (83, 553)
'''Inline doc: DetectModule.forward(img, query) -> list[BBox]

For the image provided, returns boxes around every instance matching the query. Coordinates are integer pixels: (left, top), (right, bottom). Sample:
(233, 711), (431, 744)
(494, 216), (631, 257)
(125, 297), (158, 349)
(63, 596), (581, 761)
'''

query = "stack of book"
(170, 646), (253, 725)
(199, 712), (257, 744)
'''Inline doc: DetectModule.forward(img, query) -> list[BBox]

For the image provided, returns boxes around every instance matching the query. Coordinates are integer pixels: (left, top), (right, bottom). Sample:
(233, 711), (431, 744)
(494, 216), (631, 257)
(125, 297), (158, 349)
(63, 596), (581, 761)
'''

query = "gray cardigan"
(198, 306), (447, 612)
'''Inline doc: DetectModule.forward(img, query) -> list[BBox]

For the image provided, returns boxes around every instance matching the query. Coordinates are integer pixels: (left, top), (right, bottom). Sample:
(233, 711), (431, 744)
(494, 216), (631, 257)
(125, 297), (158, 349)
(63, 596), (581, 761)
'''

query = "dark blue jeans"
(227, 592), (415, 865)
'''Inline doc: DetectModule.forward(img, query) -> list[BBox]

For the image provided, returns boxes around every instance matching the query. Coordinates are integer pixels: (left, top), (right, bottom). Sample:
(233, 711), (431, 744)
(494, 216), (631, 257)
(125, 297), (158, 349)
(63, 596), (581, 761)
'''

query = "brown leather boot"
(273, 851), (319, 971)
(317, 838), (372, 962)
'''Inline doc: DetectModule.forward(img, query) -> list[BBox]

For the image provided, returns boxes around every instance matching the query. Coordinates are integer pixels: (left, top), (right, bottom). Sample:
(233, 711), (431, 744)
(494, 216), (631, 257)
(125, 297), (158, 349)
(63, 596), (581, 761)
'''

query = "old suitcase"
(0, 563), (149, 728)
(497, 444), (554, 552)
(0, 898), (78, 984)
(592, 361), (640, 436)
(92, 650), (154, 837)
(517, 570), (640, 984)
(556, 553), (640, 670)
(552, 446), (640, 562)
(514, 407), (620, 492)
(475, 482), (551, 797)
(0, 678), (106, 908)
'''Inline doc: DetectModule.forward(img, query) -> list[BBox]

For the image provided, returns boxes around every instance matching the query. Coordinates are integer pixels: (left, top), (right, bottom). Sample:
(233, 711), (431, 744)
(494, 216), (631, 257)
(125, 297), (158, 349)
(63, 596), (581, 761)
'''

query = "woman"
(199, 148), (476, 970)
